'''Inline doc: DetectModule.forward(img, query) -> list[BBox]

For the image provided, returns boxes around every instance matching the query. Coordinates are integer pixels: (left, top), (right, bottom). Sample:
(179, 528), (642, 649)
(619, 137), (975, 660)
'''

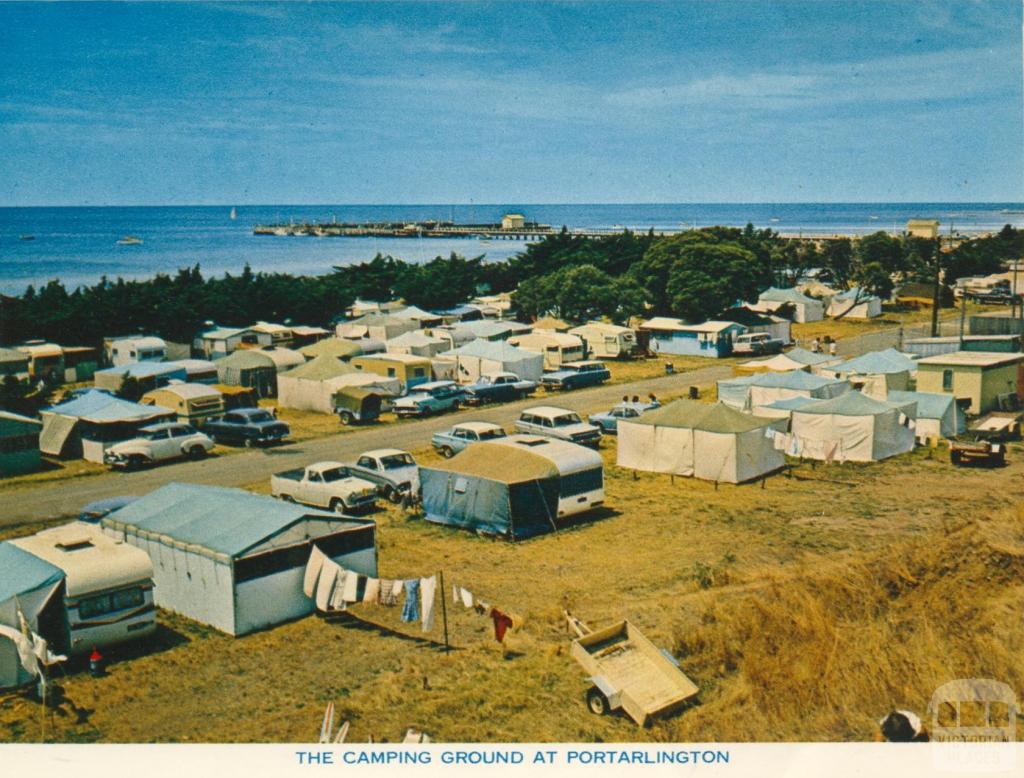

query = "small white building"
(827, 288), (883, 319)
(109, 336), (167, 367)
(501, 214), (525, 230)
(102, 483), (378, 637)
(193, 326), (254, 359)
(750, 288), (825, 323)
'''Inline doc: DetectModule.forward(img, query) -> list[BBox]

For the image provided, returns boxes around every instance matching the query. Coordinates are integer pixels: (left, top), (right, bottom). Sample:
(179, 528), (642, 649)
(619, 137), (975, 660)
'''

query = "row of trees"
(1, 225), (1020, 349)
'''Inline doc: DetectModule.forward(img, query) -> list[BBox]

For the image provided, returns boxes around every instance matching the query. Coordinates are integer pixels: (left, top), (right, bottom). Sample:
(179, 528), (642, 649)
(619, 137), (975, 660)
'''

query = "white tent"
(751, 287), (825, 323)
(442, 339), (545, 383)
(102, 484), (378, 637)
(887, 390), (965, 443)
(717, 371), (850, 411)
(789, 392), (917, 462)
(735, 347), (840, 374)
(820, 348), (917, 399)
(617, 400), (785, 484)
(827, 288), (883, 319)
(386, 331), (448, 358)
(277, 355), (361, 414)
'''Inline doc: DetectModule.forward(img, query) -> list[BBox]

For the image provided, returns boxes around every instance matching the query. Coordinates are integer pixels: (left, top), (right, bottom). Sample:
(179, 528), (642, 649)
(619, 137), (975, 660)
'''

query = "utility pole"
(930, 233), (942, 337)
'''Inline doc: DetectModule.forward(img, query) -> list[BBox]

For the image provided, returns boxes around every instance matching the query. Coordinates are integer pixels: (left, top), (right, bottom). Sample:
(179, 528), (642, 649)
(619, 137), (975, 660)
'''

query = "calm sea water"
(1, 203), (1021, 295)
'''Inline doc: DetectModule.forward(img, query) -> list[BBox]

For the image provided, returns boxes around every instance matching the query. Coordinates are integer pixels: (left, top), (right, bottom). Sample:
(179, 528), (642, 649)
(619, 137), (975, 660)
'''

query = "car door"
(148, 428), (175, 461)
(303, 471), (326, 507)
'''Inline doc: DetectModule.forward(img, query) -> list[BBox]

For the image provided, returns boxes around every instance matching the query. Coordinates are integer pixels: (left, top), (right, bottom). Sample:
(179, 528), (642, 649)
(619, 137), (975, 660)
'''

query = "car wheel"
(338, 411), (353, 426)
(187, 445), (207, 460)
(329, 498), (347, 514)
(281, 494), (294, 503)
(451, 400), (461, 412)
(440, 446), (454, 459)
(244, 438), (256, 448)
(586, 687), (610, 716)
(420, 406), (431, 417)
(386, 486), (404, 505)
(126, 455), (146, 472)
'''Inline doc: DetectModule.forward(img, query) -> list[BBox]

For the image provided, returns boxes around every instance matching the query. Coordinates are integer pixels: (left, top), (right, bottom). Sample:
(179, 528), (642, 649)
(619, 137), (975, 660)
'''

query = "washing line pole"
(438, 569), (450, 654)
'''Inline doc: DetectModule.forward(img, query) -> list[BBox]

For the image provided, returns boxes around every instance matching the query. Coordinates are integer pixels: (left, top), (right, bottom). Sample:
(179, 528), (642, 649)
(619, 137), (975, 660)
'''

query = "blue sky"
(0, 1), (1020, 205)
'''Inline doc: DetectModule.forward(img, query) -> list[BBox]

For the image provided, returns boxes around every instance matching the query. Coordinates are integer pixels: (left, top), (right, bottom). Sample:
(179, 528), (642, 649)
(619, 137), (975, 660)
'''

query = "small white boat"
(19, 234), (35, 241)
(230, 207), (237, 220)
(116, 235), (143, 245)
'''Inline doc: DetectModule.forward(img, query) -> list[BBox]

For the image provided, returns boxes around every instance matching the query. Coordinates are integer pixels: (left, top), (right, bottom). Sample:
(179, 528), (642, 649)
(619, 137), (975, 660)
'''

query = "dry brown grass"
(2, 429), (1022, 743)
(0, 458), (106, 494)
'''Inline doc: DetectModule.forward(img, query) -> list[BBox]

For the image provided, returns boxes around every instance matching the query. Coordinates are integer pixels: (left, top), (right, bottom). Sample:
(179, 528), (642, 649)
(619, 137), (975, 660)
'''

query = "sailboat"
(230, 207), (237, 221)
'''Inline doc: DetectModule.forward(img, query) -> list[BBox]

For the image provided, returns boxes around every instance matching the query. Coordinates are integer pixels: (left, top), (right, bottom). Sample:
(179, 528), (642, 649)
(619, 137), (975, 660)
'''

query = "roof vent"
(56, 538), (94, 552)
(514, 436), (549, 447)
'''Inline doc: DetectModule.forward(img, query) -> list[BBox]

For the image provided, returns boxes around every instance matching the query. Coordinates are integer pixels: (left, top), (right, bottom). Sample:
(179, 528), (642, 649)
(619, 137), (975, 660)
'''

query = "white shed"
(102, 483), (378, 637)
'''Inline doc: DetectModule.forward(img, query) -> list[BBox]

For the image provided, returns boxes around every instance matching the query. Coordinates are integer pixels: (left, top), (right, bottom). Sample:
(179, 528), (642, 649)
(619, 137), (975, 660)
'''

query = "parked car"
(271, 462), (379, 513)
(514, 406), (602, 447)
(588, 400), (660, 434)
(732, 332), (786, 355)
(103, 422), (214, 470)
(539, 361), (611, 391)
(393, 381), (467, 418)
(431, 421), (508, 458)
(463, 372), (537, 405)
(204, 407), (290, 447)
(351, 449), (420, 500)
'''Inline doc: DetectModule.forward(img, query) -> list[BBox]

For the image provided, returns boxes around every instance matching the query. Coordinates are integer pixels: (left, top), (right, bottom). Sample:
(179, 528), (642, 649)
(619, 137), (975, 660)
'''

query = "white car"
(354, 449), (420, 496)
(514, 406), (602, 447)
(104, 422), (214, 470)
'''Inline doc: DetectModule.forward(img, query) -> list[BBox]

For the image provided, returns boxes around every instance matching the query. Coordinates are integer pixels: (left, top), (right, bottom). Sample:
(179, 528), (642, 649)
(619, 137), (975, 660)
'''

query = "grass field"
(2, 433), (1022, 743)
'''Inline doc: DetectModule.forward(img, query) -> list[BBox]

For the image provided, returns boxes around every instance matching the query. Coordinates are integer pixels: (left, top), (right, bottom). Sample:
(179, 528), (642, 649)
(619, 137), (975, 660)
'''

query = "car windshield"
(478, 429), (507, 440)
(248, 411), (274, 423)
(380, 453), (415, 468)
(321, 467), (351, 482)
(553, 413), (582, 426)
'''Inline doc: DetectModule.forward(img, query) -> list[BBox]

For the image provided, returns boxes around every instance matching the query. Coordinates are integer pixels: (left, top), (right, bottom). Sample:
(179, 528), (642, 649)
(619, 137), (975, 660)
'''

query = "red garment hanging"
(490, 608), (513, 643)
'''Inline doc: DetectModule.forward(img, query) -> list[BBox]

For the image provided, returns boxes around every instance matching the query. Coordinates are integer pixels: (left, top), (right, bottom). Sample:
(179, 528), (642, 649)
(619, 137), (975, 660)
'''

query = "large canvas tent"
(717, 371), (849, 411)
(277, 355), (361, 414)
(887, 390), (965, 442)
(0, 543), (66, 690)
(93, 361), (188, 394)
(442, 339), (545, 383)
(789, 392), (917, 462)
(385, 331), (448, 358)
(751, 287), (825, 323)
(337, 314), (417, 342)
(822, 348), (917, 398)
(420, 441), (585, 540)
(299, 337), (364, 361)
(827, 288), (883, 319)
(102, 483), (377, 636)
(215, 349), (278, 398)
(40, 390), (175, 462)
(617, 400), (785, 484)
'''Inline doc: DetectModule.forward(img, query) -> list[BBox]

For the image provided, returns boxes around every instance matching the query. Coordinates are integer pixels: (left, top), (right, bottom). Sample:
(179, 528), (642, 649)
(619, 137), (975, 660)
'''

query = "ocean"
(1, 203), (1022, 296)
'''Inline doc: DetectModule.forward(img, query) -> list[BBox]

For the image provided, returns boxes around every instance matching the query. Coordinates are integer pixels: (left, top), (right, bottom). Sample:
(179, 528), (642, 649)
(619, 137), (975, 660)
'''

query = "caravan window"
(78, 587), (145, 618)
(561, 468), (604, 498)
(942, 369), (953, 391)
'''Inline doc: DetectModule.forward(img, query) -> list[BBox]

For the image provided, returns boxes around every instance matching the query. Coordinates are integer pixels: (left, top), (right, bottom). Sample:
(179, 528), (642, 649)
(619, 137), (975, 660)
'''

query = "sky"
(0, 0), (1021, 205)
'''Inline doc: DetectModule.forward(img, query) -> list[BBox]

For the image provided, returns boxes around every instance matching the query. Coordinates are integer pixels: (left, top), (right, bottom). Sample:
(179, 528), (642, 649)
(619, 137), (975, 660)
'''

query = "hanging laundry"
(474, 601), (490, 616)
(489, 608), (514, 643)
(401, 579), (421, 623)
(304, 545), (327, 598)
(391, 579), (404, 600)
(452, 584), (460, 604)
(329, 571), (348, 611)
(315, 560), (341, 612)
(898, 412), (908, 427)
(420, 575), (437, 632)
(764, 427), (776, 440)
(773, 432), (789, 451)
(378, 578), (398, 606)
(824, 440), (839, 464)
(0, 624), (40, 677)
(788, 435), (802, 456)
(363, 578), (381, 604)
(459, 587), (474, 609)
(342, 571), (361, 603)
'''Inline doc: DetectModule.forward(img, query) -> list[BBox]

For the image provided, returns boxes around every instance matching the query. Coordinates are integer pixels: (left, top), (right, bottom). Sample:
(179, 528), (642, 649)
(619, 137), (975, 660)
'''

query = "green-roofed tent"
(717, 370), (849, 411)
(0, 542), (67, 689)
(102, 483), (377, 636)
(790, 391), (917, 462)
(420, 437), (602, 539)
(299, 337), (364, 361)
(277, 355), (361, 414)
(215, 349), (278, 397)
(887, 390), (965, 442)
(617, 400), (786, 483)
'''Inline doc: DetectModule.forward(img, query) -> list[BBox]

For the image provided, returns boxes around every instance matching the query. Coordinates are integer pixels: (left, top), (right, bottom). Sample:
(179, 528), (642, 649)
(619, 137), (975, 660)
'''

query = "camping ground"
(1, 431), (1021, 743)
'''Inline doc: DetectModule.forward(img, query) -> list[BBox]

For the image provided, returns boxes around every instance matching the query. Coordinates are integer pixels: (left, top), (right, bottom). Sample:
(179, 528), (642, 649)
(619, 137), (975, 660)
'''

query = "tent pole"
(438, 570), (450, 654)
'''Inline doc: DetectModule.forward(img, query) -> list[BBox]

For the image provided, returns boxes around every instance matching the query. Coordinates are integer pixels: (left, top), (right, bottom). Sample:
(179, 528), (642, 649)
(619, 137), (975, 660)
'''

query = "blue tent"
(420, 444), (561, 540)
(831, 348), (918, 376)
(0, 542), (66, 689)
(718, 370), (849, 410)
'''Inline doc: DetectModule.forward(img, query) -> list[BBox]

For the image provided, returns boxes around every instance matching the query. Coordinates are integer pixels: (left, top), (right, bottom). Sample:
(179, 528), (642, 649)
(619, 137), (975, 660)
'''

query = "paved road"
(0, 315), (962, 526)
(0, 365), (735, 525)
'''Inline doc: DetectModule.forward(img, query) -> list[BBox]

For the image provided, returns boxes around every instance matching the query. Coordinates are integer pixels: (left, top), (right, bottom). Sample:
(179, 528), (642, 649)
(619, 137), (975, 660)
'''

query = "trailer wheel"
(338, 411), (353, 426)
(386, 486), (404, 504)
(440, 446), (455, 459)
(586, 687), (610, 716)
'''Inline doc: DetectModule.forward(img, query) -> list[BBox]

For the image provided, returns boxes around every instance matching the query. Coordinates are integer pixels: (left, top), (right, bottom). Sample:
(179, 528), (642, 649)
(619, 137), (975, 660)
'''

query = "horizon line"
(2, 200), (1022, 209)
